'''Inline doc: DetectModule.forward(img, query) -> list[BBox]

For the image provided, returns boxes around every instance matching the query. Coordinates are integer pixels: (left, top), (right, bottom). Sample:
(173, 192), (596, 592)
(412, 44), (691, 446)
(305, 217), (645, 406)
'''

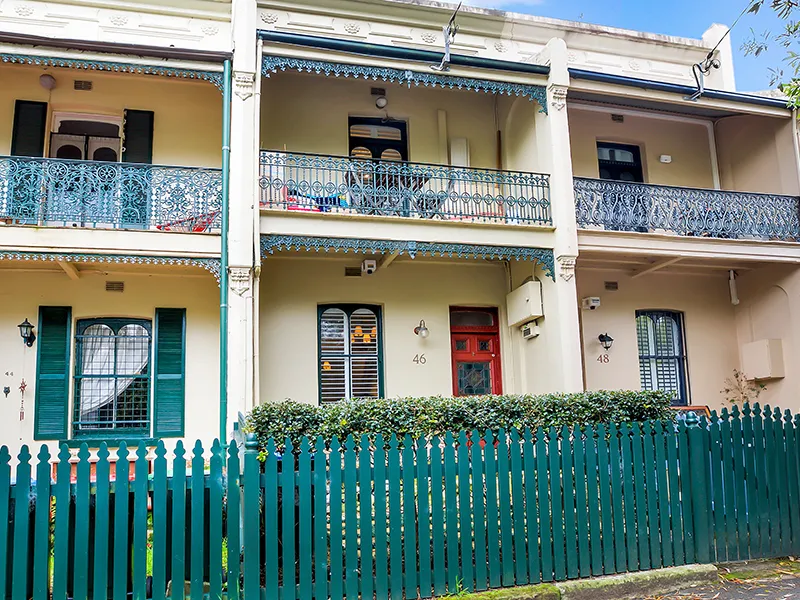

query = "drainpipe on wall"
(220, 59), (232, 444)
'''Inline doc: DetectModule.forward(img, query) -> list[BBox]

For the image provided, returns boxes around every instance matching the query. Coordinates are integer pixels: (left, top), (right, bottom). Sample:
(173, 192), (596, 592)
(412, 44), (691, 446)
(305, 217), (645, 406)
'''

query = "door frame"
(449, 307), (503, 396)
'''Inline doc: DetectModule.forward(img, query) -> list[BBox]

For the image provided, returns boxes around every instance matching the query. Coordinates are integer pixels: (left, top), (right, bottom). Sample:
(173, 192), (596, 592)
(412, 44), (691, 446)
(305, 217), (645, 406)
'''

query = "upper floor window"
(50, 112), (122, 162)
(319, 305), (383, 404)
(73, 318), (152, 436)
(597, 142), (644, 183)
(348, 116), (408, 161)
(635, 310), (689, 406)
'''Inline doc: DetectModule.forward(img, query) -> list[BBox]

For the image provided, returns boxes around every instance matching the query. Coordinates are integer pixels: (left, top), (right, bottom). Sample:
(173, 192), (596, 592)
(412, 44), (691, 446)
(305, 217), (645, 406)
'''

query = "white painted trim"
(707, 121), (721, 190)
(570, 101), (713, 125)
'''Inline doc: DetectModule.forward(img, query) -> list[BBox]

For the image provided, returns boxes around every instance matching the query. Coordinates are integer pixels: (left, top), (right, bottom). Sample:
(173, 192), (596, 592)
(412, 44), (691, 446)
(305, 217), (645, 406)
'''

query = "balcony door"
(450, 307), (502, 396)
(597, 142), (644, 182)
(47, 115), (123, 227)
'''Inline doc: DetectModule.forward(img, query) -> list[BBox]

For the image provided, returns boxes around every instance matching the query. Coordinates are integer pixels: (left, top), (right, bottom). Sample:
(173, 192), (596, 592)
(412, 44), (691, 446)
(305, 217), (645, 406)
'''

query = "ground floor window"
(635, 310), (689, 406)
(318, 305), (383, 404)
(73, 318), (152, 436)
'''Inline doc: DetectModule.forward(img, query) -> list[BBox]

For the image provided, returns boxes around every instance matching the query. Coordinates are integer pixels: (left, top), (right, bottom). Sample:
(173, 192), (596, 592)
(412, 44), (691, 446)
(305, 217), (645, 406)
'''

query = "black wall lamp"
(598, 333), (614, 351)
(18, 319), (36, 347)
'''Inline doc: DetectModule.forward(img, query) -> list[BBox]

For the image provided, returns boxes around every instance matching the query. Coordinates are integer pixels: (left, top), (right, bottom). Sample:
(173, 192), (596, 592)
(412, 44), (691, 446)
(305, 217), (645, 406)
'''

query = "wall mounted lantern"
(414, 320), (430, 338)
(18, 319), (36, 347)
(598, 333), (614, 351)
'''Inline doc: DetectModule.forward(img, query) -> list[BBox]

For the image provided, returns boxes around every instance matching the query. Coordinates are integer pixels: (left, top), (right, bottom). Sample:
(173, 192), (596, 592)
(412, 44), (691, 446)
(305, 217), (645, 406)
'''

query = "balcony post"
(536, 37), (584, 392)
(224, 0), (259, 433)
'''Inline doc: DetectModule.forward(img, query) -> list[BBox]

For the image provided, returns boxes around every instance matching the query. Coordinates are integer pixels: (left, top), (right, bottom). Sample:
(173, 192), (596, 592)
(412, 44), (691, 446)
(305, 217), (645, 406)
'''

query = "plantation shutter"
(349, 308), (379, 398)
(122, 109), (154, 164)
(11, 100), (48, 157)
(34, 306), (72, 440)
(320, 308), (348, 403)
(153, 308), (186, 437)
(319, 305), (381, 404)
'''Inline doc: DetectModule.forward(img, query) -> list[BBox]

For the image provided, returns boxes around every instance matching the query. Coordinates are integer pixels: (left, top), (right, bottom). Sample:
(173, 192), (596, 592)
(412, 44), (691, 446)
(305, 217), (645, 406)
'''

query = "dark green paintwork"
(6, 406), (800, 600)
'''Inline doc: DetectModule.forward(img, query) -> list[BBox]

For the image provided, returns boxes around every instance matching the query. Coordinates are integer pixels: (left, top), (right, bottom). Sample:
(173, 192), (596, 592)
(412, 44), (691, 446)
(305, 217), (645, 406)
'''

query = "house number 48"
(412, 354), (427, 365)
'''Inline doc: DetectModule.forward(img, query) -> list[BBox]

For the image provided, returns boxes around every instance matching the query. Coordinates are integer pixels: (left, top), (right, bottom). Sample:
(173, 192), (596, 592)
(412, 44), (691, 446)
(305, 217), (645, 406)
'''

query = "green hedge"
(245, 391), (673, 450)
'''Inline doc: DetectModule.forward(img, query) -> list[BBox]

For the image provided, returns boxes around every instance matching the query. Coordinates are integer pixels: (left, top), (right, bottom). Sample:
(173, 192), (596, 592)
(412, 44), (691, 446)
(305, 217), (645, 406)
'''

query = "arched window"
(319, 305), (382, 403)
(73, 318), (152, 435)
(635, 310), (689, 406)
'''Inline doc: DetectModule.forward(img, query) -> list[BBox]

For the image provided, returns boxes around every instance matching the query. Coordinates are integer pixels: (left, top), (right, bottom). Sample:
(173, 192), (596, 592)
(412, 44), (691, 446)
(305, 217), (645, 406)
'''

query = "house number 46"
(413, 354), (427, 365)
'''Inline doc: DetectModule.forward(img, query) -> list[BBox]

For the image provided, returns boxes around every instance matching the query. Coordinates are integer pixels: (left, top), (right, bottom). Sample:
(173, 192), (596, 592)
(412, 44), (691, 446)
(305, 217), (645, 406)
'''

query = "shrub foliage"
(245, 391), (673, 450)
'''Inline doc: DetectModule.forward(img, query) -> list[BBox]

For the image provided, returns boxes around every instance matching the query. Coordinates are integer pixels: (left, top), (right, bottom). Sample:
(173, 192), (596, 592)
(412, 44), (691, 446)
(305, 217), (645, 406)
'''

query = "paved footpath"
(647, 573), (800, 599)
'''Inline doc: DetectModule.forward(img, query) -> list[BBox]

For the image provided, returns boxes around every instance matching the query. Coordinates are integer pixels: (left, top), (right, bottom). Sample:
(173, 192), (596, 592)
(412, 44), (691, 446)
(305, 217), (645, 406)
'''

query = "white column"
(536, 38), (584, 392)
(225, 0), (259, 430)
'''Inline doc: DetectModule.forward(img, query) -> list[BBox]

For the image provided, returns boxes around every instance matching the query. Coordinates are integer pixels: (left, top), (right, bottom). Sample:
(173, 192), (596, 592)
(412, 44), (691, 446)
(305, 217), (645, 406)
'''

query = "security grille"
(319, 306), (381, 403)
(73, 319), (152, 435)
(635, 310), (688, 406)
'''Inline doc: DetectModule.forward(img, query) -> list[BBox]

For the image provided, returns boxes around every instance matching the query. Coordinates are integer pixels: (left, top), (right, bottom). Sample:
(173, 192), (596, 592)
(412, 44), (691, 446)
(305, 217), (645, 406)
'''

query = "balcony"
(259, 152), (551, 226)
(0, 157), (222, 232)
(574, 178), (800, 242)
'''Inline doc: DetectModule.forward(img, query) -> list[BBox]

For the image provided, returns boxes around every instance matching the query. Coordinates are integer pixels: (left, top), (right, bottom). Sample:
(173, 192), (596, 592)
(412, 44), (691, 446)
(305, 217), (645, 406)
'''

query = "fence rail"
(0, 156), (222, 232)
(1, 404), (799, 600)
(574, 177), (800, 241)
(259, 151), (552, 226)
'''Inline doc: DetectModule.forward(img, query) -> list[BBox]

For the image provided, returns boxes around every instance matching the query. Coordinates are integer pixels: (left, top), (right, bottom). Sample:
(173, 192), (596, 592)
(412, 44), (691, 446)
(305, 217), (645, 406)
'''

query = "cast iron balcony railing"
(259, 151), (551, 226)
(0, 156), (222, 232)
(574, 177), (800, 241)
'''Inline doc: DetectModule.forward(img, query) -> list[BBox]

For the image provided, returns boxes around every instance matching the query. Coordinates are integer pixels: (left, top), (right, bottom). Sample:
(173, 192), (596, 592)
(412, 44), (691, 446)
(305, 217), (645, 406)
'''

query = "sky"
(461, 0), (785, 93)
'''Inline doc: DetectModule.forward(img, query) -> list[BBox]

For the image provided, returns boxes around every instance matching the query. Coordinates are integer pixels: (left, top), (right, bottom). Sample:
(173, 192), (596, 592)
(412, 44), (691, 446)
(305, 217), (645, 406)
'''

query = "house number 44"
(412, 354), (427, 365)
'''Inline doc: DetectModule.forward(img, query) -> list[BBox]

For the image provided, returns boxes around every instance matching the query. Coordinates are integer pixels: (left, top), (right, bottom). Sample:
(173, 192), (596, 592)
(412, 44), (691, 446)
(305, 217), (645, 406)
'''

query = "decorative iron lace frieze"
(259, 151), (551, 226)
(0, 156), (222, 232)
(0, 252), (221, 282)
(574, 177), (800, 241)
(1, 53), (224, 90)
(260, 234), (555, 280)
(261, 55), (548, 112)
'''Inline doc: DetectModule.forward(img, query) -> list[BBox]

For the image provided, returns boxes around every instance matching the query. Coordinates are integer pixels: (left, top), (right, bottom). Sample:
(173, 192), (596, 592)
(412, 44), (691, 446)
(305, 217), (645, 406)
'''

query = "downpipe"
(219, 59), (232, 444)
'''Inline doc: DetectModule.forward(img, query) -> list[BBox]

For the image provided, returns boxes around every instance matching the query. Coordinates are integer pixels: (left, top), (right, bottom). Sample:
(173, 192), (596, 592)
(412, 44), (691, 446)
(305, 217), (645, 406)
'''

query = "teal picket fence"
(1, 404), (799, 600)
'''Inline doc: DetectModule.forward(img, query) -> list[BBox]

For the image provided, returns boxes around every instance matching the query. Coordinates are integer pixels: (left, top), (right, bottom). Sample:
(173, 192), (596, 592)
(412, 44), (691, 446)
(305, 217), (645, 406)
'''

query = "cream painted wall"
(260, 71), (528, 171)
(0, 64), (222, 168)
(577, 268), (738, 409)
(259, 257), (517, 403)
(568, 108), (715, 188)
(0, 268), (220, 455)
(735, 264), (800, 412)
(715, 115), (800, 196)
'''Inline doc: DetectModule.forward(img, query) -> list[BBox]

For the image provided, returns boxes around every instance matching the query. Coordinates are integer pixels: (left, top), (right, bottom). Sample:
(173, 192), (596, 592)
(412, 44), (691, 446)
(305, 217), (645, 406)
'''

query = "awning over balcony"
(260, 234), (556, 280)
(1, 51), (224, 90)
(0, 250), (221, 281)
(261, 55), (548, 111)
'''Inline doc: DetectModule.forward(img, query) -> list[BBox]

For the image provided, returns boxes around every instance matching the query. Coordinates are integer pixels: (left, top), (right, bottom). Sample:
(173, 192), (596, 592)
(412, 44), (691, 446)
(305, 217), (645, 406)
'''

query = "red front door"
(451, 332), (502, 396)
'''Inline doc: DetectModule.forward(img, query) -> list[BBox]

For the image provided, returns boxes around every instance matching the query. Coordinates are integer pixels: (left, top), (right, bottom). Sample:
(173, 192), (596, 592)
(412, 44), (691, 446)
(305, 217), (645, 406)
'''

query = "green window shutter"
(122, 109), (154, 164)
(153, 308), (186, 437)
(34, 306), (71, 440)
(11, 100), (48, 157)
